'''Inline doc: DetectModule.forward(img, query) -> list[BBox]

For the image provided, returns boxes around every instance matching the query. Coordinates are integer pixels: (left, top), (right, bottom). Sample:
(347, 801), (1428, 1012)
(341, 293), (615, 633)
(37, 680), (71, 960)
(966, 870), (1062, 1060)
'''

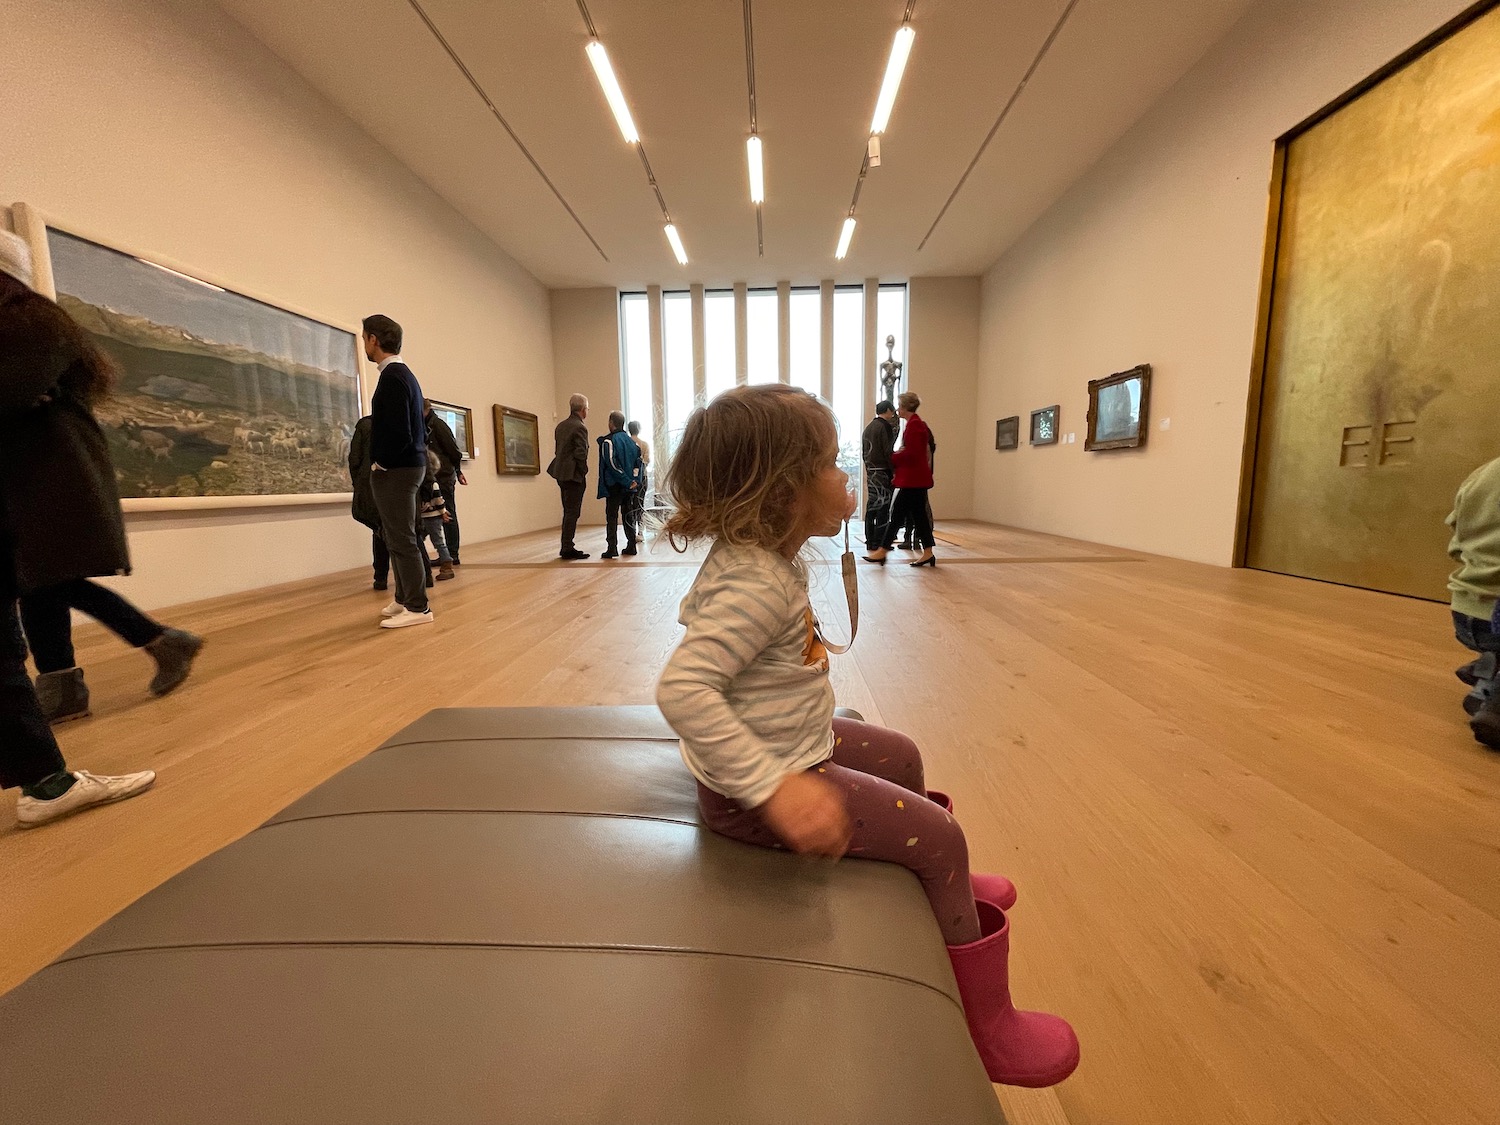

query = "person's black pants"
(439, 479), (460, 561)
(370, 466), (429, 614)
(0, 531), (67, 790)
(19, 579), (166, 674)
(372, 533), (390, 584)
(605, 486), (638, 552)
(558, 480), (586, 553)
(864, 468), (893, 549)
(887, 487), (934, 550)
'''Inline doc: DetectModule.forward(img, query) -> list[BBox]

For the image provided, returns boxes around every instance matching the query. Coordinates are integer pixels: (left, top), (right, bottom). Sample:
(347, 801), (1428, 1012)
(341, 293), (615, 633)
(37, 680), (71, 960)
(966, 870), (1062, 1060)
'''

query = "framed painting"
(14, 205), (363, 510)
(426, 399), (474, 460)
(494, 405), (541, 475)
(1086, 364), (1152, 451)
(995, 416), (1020, 451)
(1030, 405), (1060, 446)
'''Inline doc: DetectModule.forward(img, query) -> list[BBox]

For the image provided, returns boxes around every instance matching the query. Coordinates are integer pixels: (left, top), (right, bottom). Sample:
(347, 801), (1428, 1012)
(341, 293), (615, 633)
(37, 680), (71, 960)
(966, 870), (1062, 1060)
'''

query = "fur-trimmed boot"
(927, 789), (1018, 910)
(947, 900), (1079, 1087)
(35, 667), (90, 723)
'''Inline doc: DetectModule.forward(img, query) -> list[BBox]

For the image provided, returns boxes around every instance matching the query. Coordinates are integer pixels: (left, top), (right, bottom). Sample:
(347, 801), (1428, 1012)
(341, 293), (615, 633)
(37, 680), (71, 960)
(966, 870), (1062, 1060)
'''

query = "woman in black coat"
(0, 230), (157, 827)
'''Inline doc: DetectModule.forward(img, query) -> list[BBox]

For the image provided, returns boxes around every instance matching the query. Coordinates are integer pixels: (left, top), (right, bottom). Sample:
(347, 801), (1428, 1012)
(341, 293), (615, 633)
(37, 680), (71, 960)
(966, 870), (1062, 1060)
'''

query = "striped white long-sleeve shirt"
(656, 541), (836, 808)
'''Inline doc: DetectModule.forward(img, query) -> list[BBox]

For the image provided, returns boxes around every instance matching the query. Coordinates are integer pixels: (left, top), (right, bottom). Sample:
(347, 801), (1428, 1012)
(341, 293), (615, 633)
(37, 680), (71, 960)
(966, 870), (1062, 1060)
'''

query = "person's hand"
(442, 512), (452, 522)
(457, 471), (468, 485)
(759, 771), (851, 858)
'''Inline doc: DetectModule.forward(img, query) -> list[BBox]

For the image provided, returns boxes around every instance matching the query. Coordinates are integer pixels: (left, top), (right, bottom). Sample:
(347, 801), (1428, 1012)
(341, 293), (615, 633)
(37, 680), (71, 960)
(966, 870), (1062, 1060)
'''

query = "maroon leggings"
(697, 716), (982, 945)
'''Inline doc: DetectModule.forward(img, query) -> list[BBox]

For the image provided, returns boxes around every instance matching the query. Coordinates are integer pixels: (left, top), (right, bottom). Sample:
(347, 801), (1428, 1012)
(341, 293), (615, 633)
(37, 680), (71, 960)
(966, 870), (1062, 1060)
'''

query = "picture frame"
(1085, 364), (1152, 451)
(10, 202), (365, 511)
(426, 399), (474, 461)
(493, 404), (541, 475)
(1030, 405), (1060, 446)
(995, 416), (1020, 451)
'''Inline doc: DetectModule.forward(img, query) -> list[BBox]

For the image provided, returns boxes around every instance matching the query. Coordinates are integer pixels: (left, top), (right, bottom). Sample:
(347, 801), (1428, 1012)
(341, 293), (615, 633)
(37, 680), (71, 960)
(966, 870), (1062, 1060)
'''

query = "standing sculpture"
(877, 335), (904, 401)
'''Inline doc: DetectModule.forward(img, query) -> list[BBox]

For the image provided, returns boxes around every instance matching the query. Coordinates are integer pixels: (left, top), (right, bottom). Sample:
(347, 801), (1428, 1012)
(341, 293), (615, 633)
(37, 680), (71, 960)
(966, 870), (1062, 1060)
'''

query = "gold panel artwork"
(1246, 5), (1500, 600)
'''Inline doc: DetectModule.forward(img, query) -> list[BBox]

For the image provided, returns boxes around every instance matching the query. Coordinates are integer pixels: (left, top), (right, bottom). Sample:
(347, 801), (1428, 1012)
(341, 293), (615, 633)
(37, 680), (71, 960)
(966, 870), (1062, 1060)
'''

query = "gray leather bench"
(0, 706), (1004, 1124)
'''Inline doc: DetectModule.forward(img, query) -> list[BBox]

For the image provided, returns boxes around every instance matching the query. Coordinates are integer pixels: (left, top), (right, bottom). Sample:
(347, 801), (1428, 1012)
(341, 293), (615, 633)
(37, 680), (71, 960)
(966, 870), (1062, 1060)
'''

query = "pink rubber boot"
(927, 790), (1018, 911)
(947, 900), (1079, 1087)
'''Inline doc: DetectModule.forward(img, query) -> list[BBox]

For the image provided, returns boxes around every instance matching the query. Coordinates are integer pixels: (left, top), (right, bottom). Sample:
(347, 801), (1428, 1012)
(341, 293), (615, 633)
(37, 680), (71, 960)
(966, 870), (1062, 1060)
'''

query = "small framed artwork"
(1030, 405), (1060, 446)
(1086, 364), (1152, 451)
(995, 416), (1020, 451)
(426, 399), (475, 460)
(493, 405), (541, 475)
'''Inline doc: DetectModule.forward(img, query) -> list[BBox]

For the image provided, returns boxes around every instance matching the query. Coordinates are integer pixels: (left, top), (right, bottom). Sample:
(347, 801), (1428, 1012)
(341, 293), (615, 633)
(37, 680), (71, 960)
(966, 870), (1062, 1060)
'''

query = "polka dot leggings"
(696, 716), (982, 945)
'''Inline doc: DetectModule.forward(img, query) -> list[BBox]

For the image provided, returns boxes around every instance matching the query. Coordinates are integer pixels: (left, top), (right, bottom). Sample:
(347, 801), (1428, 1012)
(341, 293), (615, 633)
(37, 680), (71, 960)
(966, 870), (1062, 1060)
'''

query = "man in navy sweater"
(362, 314), (432, 629)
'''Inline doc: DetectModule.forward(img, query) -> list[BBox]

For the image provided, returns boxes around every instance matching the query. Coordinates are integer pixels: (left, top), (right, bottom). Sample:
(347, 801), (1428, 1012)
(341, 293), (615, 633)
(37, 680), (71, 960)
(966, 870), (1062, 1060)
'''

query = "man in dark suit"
(362, 314), (432, 628)
(861, 400), (897, 552)
(548, 394), (590, 560)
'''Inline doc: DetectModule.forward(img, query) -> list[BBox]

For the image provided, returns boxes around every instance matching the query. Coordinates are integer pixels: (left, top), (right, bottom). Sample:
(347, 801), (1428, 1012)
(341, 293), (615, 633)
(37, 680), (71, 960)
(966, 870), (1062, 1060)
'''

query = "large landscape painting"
(48, 229), (362, 500)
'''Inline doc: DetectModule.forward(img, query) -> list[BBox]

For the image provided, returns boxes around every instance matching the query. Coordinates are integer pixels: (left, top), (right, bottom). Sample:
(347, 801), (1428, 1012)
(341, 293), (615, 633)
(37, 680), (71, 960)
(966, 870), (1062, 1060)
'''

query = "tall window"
(703, 290), (736, 404)
(876, 284), (907, 404)
(663, 291), (693, 452)
(617, 284), (909, 465)
(831, 287), (864, 473)
(746, 289), (778, 384)
(788, 288), (820, 395)
(620, 293), (652, 433)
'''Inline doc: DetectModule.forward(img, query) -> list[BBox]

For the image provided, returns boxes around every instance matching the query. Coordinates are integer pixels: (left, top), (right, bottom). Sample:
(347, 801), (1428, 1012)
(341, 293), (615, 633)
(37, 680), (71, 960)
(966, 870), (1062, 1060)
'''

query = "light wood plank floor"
(3, 520), (1498, 1125)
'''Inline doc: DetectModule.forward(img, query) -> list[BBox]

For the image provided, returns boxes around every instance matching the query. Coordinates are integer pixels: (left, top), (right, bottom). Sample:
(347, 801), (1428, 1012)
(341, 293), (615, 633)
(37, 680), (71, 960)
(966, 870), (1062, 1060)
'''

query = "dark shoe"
(622, 545), (638, 556)
(560, 549), (590, 560)
(862, 551), (888, 565)
(372, 581), (388, 592)
(145, 628), (204, 696)
(1472, 703), (1500, 750)
(1459, 652), (1497, 686)
(601, 550), (619, 560)
(897, 540), (914, 550)
(436, 562), (456, 581)
(910, 552), (937, 567)
(35, 667), (90, 723)
(450, 556), (461, 566)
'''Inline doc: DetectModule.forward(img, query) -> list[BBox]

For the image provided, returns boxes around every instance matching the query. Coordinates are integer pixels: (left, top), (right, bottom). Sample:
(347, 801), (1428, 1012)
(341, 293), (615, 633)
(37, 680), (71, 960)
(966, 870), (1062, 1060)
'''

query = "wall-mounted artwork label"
(1030, 405), (1059, 446)
(995, 416), (1020, 451)
(1085, 364), (1151, 451)
(47, 228), (362, 501)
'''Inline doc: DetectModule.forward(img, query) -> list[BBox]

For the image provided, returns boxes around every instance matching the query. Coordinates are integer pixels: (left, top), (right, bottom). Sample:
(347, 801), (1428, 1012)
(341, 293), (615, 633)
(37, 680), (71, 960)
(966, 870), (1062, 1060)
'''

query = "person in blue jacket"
(596, 410), (642, 559)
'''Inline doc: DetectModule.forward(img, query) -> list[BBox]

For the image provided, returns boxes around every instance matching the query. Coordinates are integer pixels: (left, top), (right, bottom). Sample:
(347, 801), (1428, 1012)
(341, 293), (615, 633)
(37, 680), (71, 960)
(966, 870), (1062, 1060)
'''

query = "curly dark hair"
(0, 274), (117, 406)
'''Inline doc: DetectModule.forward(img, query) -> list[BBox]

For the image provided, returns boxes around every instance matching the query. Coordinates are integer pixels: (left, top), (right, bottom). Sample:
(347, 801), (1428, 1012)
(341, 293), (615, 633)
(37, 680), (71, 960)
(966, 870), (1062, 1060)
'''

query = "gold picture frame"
(493, 405), (541, 475)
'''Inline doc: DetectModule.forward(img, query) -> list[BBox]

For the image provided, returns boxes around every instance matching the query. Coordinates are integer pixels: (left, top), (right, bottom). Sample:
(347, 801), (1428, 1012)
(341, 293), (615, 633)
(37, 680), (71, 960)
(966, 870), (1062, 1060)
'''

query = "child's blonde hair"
(662, 384), (836, 553)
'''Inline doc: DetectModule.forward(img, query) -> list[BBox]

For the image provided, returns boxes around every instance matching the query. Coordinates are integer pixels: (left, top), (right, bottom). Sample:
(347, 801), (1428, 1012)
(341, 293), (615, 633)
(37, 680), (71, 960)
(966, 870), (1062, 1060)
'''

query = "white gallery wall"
(1, 0), (557, 610)
(971, 0), (1478, 565)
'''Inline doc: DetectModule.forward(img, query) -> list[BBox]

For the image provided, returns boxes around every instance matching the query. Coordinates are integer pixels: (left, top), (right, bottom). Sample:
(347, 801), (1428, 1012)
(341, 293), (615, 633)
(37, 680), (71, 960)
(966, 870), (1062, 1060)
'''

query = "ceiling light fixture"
(585, 39), (639, 144)
(747, 135), (765, 204)
(870, 24), (915, 135)
(664, 223), (689, 265)
(834, 217), (857, 260)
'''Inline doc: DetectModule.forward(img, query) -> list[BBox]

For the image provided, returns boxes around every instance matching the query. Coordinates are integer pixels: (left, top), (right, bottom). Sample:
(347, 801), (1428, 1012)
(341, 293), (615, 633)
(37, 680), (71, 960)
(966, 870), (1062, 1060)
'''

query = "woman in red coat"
(866, 391), (937, 567)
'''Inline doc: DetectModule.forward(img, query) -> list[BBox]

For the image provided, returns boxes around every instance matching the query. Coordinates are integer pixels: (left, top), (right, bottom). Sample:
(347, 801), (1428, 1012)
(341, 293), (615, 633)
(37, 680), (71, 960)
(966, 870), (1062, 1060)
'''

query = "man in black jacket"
(362, 315), (432, 628)
(861, 400), (898, 551)
(548, 394), (590, 560)
(423, 400), (466, 565)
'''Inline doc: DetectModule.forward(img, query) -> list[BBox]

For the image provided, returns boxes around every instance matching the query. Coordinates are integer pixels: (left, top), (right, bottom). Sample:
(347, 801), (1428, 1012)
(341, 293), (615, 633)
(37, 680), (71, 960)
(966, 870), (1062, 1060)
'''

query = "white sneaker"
(16, 769), (156, 829)
(380, 600), (404, 618)
(380, 608), (433, 629)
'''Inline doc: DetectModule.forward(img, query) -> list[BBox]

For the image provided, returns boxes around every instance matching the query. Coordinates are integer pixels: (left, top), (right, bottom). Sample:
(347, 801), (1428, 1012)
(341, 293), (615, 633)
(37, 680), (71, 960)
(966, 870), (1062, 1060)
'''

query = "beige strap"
(816, 521), (859, 655)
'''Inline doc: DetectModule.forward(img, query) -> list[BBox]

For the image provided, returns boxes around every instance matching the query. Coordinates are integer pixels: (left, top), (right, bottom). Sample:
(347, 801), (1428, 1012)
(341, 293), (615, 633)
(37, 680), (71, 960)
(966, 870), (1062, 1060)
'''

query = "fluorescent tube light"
(870, 25), (915, 135)
(747, 135), (765, 204)
(586, 40), (639, 144)
(140, 258), (224, 292)
(664, 223), (688, 265)
(835, 217), (856, 260)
